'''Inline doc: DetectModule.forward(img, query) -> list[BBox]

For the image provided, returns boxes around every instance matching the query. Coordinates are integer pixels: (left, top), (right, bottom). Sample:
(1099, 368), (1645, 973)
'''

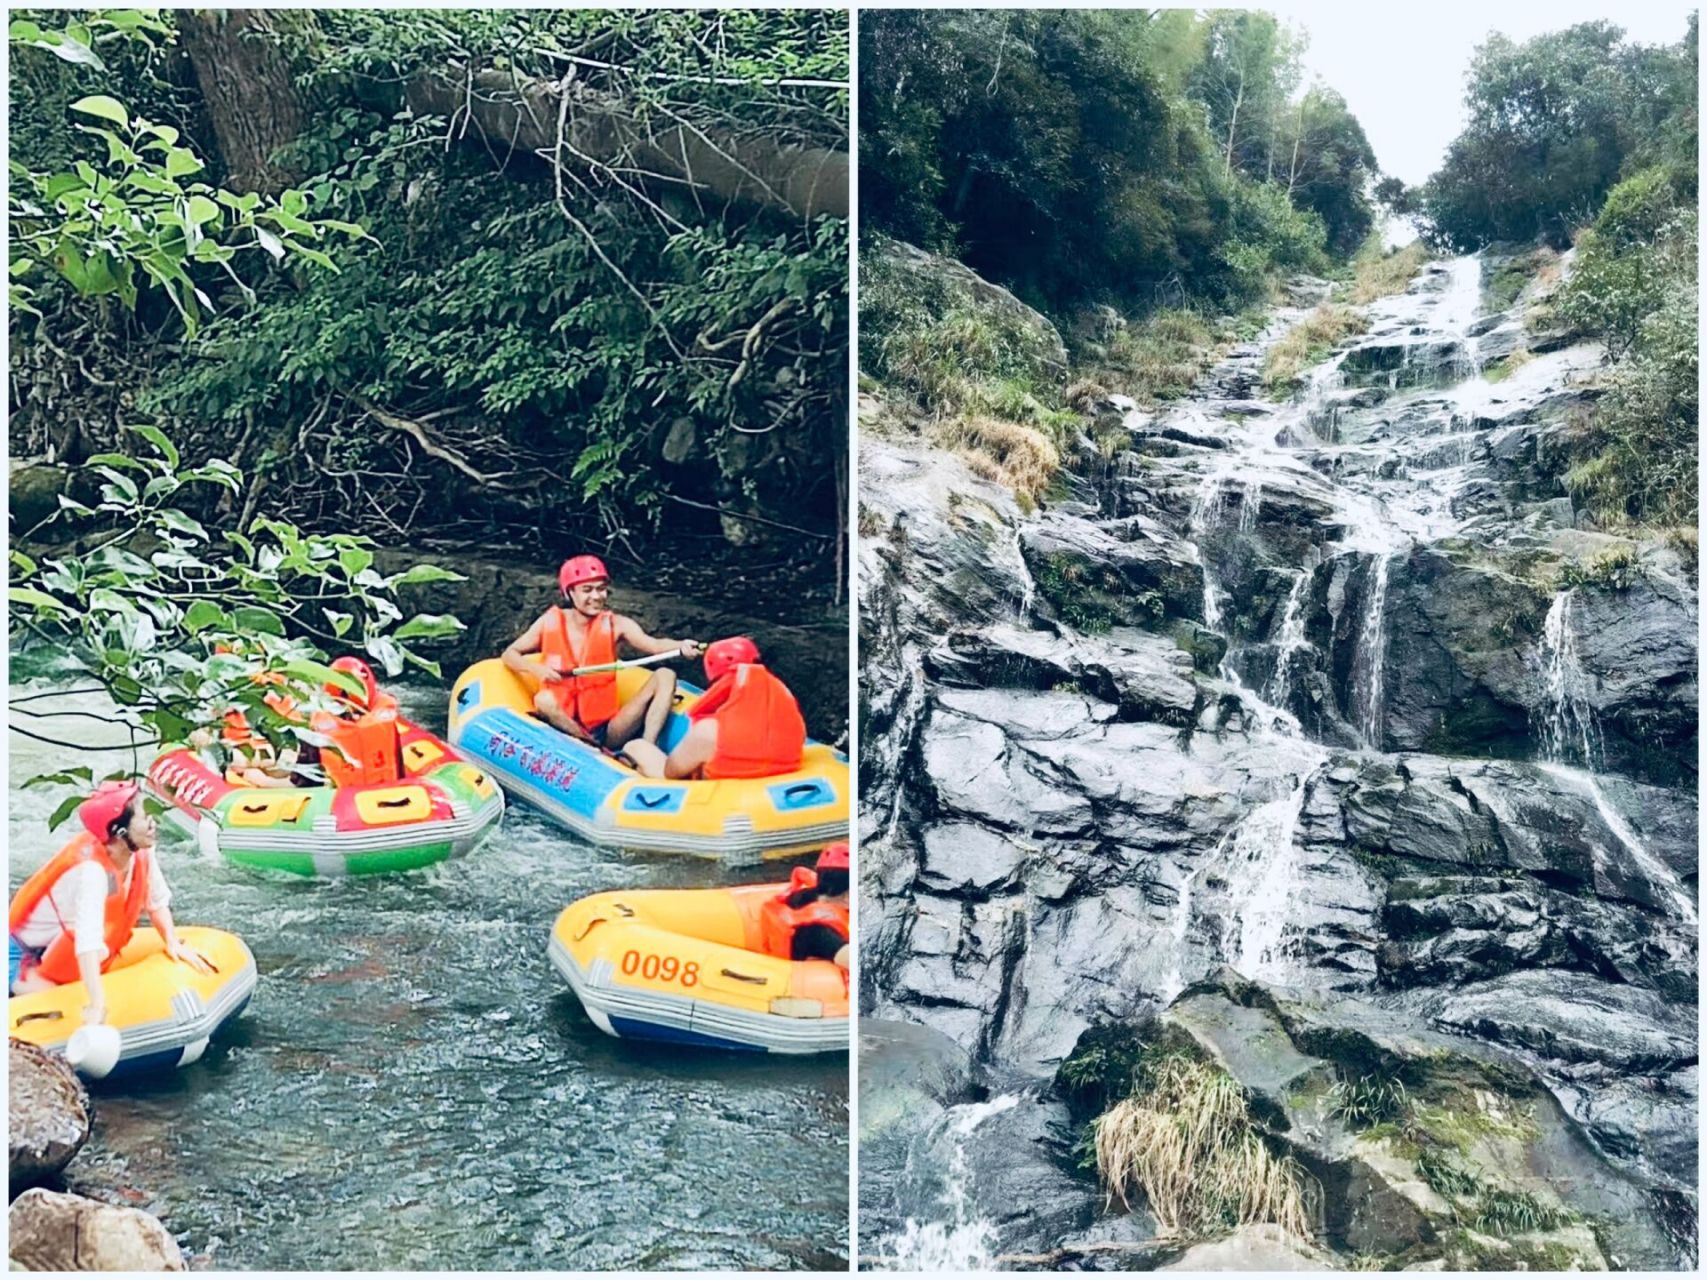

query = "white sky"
(1266, 0), (1697, 185)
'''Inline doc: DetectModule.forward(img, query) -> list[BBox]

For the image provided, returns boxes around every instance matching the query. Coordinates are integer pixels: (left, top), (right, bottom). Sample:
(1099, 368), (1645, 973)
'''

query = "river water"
(8, 655), (848, 1270)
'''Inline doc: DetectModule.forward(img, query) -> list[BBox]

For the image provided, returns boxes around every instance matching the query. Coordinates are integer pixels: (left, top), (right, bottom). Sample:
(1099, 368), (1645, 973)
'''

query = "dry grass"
(1262, 303), (1367, 394)
(1345, 242), (1431, 305)
(1095, 1054), (1314, 1240)
(935, 414), (1061, 499)
(1087, 308), (1218, 406)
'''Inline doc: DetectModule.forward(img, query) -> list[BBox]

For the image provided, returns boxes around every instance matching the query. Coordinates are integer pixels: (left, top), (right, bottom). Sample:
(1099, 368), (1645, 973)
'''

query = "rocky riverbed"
(858, 250), (1697, 1268)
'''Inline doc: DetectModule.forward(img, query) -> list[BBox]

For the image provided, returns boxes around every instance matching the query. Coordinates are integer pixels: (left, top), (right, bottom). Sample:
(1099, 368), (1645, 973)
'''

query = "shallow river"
(8, 656), (848, 1270)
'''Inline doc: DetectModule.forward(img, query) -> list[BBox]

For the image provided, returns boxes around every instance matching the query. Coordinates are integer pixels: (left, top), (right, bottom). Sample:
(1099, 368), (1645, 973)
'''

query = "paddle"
(564, 647), (695, 677)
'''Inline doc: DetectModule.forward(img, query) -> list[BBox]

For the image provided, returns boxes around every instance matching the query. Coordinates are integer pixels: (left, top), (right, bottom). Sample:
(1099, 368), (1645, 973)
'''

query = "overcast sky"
(1269, 0), (1697, 185)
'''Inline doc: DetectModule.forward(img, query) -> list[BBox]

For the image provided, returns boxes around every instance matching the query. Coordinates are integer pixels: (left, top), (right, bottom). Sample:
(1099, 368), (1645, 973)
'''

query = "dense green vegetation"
(10, 9), (849, 550)
(860, 10), (1375, 321)
(1408, 16), (1697, 529)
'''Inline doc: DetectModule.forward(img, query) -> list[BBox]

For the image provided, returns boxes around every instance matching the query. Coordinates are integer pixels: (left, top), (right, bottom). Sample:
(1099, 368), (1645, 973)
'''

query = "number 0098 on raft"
(447, 659), (849, 861)
(550, 885), (848, 1054)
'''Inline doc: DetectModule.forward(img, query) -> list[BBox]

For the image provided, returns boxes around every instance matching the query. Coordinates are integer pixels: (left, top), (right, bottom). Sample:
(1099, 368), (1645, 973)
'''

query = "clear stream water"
(8, 655), (847, 1270)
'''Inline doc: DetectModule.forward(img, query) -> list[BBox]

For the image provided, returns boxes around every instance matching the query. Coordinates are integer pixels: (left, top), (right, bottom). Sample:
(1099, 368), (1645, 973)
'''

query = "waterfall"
(1538, 763), (1697, 927)
(1267, 569), (1311, 709)
(1009, 524), (1036, 620)
(1352, 552), (1393, 748)
(881, 1094), (1020, 1270)
(1535, 591), (1602, 769)
(1225, 760), (1326, 982)
(1437, 254), (1484, 378)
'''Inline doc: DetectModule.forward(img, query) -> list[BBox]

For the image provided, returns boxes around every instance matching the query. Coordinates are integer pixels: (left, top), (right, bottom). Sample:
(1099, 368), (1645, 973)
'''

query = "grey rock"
(8, 1189), (185, 1272)
(8, 1040), (90, 1190)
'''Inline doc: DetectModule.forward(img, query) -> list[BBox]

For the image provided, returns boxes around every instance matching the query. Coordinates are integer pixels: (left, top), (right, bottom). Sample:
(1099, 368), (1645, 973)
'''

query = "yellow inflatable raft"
(8, 927), (256, 1079)
(449, 658), (849, 860)
(550, 884), (848, 1054)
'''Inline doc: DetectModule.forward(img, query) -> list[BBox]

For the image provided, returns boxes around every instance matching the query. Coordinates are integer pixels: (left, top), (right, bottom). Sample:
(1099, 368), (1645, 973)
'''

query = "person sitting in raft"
(188, 719), (299, 789)
(502, 555), (703, 753)
(623, 636), (805, 781)
(8, 781), (212, 1023)
(759, 842), (850, 972)
(307, 656), (402, 788)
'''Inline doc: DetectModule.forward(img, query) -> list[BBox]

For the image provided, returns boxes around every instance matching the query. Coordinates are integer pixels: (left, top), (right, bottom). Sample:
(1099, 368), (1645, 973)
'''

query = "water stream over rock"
(859, 253), (1697, 1267)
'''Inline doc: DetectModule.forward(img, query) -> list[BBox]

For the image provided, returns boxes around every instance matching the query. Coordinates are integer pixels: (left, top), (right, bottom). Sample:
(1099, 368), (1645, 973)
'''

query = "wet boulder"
(1021, 510), (1205, 628)
(8, 1040), (91, 1191)
(8, 1189), (185, 1271)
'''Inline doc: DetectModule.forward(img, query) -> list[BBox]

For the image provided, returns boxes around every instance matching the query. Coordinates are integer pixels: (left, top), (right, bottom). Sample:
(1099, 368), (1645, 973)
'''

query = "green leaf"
(165, 148), (204, 180)
(47, 794), (84, 832)
(365, 634), (404, 676)
(324, 608), (354, 638)
(254, 226), (285, 260)
(158, 508), (208, 541)
(185, 194), (220, 225)
(69, 95), (130, 129)
(338, 546), (373, 577)
(183, 600), (228, 634)
(386, 562), (467, 587)
(9, 587), (66, 612)
(127, 422), (180, 468)
(394, 613), (465, 642)
(231, 605), (286, 636)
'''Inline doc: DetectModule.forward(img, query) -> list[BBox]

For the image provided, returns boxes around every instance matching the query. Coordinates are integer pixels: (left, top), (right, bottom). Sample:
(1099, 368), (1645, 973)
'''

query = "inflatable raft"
(550, 884), (848, 1054)
(448, 659), (848, 860)
(146, 717), (504, 876)
(8, 927), (256, 1079)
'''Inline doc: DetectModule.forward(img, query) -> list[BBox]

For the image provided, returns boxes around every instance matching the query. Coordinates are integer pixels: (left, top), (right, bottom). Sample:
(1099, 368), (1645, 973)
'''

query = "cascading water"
(1536, 590), (1603, 768)
(1267, 569), (1311, 709)
(1224, 759), (1327, 983)
(880, 1094), (1020, 1270)
(1352, 552), (1393, 748)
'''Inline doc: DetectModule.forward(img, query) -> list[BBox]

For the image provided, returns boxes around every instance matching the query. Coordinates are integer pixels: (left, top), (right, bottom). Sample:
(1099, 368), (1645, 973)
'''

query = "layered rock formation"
(859, 250), (1697, 1267)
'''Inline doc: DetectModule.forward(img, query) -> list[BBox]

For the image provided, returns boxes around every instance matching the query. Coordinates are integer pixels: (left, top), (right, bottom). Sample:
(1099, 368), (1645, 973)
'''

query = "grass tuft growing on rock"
(1094, 1052), (1314, 1240)
(1262, 303), (1366, 395)
(935, 415), (1061, 500)
(1085, 308), (1221, 406)
(1343, 240), (1431, 305)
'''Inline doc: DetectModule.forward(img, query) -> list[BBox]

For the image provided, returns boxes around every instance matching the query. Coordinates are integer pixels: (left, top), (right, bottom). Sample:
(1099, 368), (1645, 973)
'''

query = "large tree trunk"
(177, 10), (311, 195)
(406, 68), (848, 222)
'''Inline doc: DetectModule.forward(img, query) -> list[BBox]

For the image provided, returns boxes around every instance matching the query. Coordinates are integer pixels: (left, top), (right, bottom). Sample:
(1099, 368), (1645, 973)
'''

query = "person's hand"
(166, 942), (214, 974)
(537, 660), (564, 684)
(82, 1001), (107, 1027)
(680, 639), (704, 660)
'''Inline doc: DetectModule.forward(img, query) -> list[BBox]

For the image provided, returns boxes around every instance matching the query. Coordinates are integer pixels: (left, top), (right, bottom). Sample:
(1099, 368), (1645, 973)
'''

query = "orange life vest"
(8, 834), (153, 984)
(757, 866), (850, 961)
(688, 664), (806, 780)
(310, 704), (403, 788)
(539, 607), (621, 730)
(220, 671), (301, 749)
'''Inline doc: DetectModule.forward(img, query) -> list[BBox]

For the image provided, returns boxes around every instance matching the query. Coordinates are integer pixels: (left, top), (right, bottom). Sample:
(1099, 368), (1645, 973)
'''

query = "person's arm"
(502, 614), (561, 683)
(613, 615), (702, 660)
(77, 950), (107, 1025)
(145, 861), (211, 972)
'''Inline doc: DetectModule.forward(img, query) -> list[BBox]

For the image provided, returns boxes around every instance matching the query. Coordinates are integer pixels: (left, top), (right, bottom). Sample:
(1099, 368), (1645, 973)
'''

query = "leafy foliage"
(7, 12), (355, 330)
(1418, 18), (1698, 250)
(860, 10), (1366, 321)
(9, 428), (466, 772)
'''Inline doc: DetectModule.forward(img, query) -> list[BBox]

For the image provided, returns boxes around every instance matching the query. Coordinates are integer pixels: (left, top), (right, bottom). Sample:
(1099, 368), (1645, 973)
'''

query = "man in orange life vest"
(760, 842), (850, 971)
(624, 636), (806, 781)
(502, 555), (703, 753)
(8, 781), (211, 1025)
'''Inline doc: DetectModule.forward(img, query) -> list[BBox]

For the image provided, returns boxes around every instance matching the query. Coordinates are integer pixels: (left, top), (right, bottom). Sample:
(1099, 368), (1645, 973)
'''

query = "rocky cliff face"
(859, 252), (1697, 1268)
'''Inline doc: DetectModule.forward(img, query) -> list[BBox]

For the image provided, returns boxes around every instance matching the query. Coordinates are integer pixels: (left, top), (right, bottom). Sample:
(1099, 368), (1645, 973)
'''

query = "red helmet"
(704, 636), (760, 683)
(80, 780), (141, 841)
(326, 656), (378, 709)
(559, 555), (610, 594)
(816, 841), (850, 872)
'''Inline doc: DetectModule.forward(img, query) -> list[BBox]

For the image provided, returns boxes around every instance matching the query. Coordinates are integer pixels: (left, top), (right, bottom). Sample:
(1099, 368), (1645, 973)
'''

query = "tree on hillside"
(1419, 19), (1696, 249)
(1278, 86), (1377, 255)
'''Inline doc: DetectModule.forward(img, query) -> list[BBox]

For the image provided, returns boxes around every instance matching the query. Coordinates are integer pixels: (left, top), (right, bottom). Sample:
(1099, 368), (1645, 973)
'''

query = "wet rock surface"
(8, 1040), (91, 1191)
(859, 250), (1696, 1266)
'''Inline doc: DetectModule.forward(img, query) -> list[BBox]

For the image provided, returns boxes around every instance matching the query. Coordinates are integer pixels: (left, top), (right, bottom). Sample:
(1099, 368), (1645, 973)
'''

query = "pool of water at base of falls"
(7, 662), (848, 1271)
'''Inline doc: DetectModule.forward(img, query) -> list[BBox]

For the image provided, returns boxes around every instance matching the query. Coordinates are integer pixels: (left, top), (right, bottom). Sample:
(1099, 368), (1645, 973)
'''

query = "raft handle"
(376, 797), (413, 809)
(15, 1011), (64, 1025)
(239, 803), (268, 814)
(719, 969), (768, 985)
(784, 784), (821, 800)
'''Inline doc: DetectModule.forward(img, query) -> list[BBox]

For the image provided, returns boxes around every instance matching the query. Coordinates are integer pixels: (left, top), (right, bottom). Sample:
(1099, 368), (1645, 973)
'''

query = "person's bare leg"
(533, 688), (586, 738)
(603, 671), (677, 751)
